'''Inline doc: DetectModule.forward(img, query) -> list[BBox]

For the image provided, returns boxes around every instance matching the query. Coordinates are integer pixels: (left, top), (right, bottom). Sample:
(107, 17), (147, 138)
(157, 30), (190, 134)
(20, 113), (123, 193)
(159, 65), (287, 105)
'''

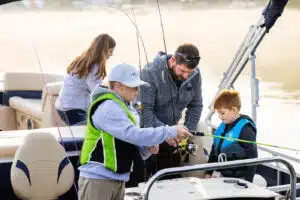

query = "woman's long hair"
(67, 33), (116, 79)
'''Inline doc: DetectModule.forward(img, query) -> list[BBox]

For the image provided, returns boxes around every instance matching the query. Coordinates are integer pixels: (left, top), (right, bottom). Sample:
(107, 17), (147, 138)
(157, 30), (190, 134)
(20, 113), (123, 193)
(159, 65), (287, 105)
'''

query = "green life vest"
(80, 92), (137, 173)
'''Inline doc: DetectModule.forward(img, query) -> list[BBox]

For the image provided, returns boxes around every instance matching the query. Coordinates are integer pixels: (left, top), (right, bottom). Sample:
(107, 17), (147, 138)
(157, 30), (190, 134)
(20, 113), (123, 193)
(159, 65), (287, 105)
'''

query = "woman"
(56, 33), (116, 125)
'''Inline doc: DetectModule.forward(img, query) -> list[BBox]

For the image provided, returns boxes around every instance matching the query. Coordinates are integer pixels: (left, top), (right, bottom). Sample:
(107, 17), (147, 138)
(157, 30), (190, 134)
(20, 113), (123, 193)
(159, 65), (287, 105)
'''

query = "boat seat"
(8, 81), (67, 129)
(2, 72), (65, 130)
(4, 74), (66, 130)
(3, 72), (65, 105)
(40, 81), (67, 128)
(9, 81), (67, 129)
(9, 97), (43, 120)
(10, 132), (75, 200)
(0, 126), (86, 158)
(8, 97), (43, 130)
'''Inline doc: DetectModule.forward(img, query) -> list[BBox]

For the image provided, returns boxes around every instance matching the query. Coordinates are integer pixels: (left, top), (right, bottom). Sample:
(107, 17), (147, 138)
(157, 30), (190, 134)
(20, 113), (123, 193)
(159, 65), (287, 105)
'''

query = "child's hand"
(204, 174), (212, 179)
(166, 138), (179, 147)
(147, 145), (159, 154)
(177, 125), (193, 141)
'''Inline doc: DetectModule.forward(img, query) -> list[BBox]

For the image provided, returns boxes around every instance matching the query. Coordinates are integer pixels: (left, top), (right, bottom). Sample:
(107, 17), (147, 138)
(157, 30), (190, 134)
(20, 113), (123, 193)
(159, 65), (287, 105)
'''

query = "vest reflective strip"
(102, 131), (117, 172)
(80, 126), (101, 166)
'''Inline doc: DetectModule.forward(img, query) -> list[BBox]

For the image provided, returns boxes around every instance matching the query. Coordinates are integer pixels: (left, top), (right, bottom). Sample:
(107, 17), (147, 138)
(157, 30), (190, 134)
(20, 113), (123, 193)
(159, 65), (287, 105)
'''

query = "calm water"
(0, 1), (299, 156)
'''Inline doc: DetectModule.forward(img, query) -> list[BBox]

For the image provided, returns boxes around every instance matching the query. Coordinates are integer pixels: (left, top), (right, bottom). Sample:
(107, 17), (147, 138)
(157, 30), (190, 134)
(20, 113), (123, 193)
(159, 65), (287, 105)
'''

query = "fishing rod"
(107, 5), (149, 65)
(155, 0), (190, 166)
(178, 130), (300, 155)
(156, 0), (167, 54)
(131, 7), (149, 182)
(31, 40), (79, 195)
(106, 4), (152, 115)
(132, 8), (142, 71)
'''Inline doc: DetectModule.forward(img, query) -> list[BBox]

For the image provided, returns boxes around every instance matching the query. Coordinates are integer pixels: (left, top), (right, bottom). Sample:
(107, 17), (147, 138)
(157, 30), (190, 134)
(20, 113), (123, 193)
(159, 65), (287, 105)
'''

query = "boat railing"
(258, 145), (300, 194)
(268, 183), (300, 197)
(141, 157), (297, 200)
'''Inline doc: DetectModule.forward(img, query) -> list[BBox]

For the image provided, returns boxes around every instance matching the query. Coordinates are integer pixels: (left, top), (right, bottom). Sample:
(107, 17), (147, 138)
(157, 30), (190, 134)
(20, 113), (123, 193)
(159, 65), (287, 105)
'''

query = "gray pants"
(78, 177), (125, 200)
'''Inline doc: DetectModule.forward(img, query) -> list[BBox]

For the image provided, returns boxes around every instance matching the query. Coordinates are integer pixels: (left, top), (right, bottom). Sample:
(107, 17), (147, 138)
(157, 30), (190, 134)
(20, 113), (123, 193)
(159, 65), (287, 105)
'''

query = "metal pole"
(250, 53), (259, 124)
(205, 28), (266, 128)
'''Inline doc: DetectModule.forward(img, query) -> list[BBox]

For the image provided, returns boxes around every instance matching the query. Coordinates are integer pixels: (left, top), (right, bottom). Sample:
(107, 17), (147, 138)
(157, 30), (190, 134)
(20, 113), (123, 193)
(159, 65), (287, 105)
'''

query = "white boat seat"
(1, 72), (66, 130)
(0, 126), (86, 158)
(6, 80), (66, 130)
(10, 132), (75, 199)
(40, 81), (67, 128)
(9, 97), (43, 120)
(3, 72), (65, 91)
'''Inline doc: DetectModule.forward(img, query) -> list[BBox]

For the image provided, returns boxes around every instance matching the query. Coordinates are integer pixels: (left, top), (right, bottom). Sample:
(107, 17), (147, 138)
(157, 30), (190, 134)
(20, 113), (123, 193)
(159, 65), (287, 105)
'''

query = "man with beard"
(127, 44), (203, 186)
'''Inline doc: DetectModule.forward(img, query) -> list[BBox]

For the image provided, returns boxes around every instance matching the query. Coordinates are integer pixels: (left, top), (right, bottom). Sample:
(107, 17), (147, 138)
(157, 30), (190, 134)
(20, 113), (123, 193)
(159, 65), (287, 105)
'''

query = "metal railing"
(268, 183), (300, 193)
(141, 157), (297, 200)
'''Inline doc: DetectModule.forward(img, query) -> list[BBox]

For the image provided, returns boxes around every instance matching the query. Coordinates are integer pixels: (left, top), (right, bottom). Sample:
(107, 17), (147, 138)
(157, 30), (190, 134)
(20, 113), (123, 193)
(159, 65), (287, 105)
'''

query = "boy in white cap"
(78, 63), (192, 200)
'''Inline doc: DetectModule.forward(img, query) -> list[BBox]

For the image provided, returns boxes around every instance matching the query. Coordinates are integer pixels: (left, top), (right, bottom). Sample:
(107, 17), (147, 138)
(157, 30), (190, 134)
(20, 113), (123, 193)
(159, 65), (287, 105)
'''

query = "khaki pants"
(78, 177), (125, 200)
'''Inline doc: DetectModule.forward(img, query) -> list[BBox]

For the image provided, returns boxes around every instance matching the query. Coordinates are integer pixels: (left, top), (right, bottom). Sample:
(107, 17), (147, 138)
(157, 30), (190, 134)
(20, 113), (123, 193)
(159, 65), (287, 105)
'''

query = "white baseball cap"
(108, 64), (150, 87)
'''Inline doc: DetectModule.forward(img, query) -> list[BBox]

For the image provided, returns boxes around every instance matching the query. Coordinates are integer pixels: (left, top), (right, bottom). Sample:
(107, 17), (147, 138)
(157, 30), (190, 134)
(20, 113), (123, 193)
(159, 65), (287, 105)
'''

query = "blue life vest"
(213, 118), (256, 160)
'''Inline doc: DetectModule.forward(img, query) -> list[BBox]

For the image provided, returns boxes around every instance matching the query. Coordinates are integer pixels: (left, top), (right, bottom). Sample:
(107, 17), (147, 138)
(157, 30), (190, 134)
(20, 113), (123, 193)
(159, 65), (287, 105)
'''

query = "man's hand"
(147, 145), (159, 154)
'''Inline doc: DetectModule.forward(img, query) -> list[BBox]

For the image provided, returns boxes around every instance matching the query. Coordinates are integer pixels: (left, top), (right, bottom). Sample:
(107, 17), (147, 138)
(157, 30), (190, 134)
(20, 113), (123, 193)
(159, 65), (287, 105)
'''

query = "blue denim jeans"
(57, 109), (87, 126)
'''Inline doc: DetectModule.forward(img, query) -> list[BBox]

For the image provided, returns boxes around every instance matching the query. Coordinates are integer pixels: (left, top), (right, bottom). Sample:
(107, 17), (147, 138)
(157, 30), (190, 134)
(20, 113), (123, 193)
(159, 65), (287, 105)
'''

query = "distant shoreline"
(1, 0), (299, 12)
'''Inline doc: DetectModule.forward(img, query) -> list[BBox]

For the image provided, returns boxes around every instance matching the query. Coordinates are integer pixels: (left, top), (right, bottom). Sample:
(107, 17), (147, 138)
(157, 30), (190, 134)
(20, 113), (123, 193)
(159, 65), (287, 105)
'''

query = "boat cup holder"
(125, 192), (142, 200)
(26, 118), (34, 130)
(235, 181), (248, 189)
(223, 179), (248, 189)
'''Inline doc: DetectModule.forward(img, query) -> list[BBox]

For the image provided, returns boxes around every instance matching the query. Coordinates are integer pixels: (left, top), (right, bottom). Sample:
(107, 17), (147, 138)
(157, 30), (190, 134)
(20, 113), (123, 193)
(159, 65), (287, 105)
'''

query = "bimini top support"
(205, 0), (289, 128)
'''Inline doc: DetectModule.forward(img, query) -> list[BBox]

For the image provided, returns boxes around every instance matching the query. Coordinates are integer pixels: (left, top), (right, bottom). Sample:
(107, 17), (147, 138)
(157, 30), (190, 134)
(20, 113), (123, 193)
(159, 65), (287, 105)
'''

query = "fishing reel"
(174, 130), (206, 156)
(177, 137), (199, 156)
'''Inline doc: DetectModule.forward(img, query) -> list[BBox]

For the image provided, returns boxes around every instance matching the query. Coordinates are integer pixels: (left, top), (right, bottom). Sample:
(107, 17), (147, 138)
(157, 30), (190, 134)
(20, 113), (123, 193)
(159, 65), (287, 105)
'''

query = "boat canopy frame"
(205, 0), (289, 127)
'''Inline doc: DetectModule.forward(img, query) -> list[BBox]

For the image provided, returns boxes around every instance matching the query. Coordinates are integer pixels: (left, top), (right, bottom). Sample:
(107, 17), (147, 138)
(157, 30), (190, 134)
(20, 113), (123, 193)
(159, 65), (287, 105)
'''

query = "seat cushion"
(3, 72), (65, 91)
(0, 126), (85, 158)
(2, 72), (65, 106)
(10, 132), (74, 199)
(9, 97), (43, 120)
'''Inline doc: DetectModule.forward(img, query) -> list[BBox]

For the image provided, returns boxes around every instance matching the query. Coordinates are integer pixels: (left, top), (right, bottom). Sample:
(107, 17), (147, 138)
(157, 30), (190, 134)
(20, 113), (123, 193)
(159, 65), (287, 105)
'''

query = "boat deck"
(125, 177), (282, 200)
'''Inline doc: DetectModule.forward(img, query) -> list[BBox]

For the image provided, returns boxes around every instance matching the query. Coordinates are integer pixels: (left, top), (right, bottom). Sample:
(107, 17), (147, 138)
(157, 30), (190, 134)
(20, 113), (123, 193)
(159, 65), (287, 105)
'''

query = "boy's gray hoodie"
(78, 85), (177, 181)
(139, 52), (203, 131)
